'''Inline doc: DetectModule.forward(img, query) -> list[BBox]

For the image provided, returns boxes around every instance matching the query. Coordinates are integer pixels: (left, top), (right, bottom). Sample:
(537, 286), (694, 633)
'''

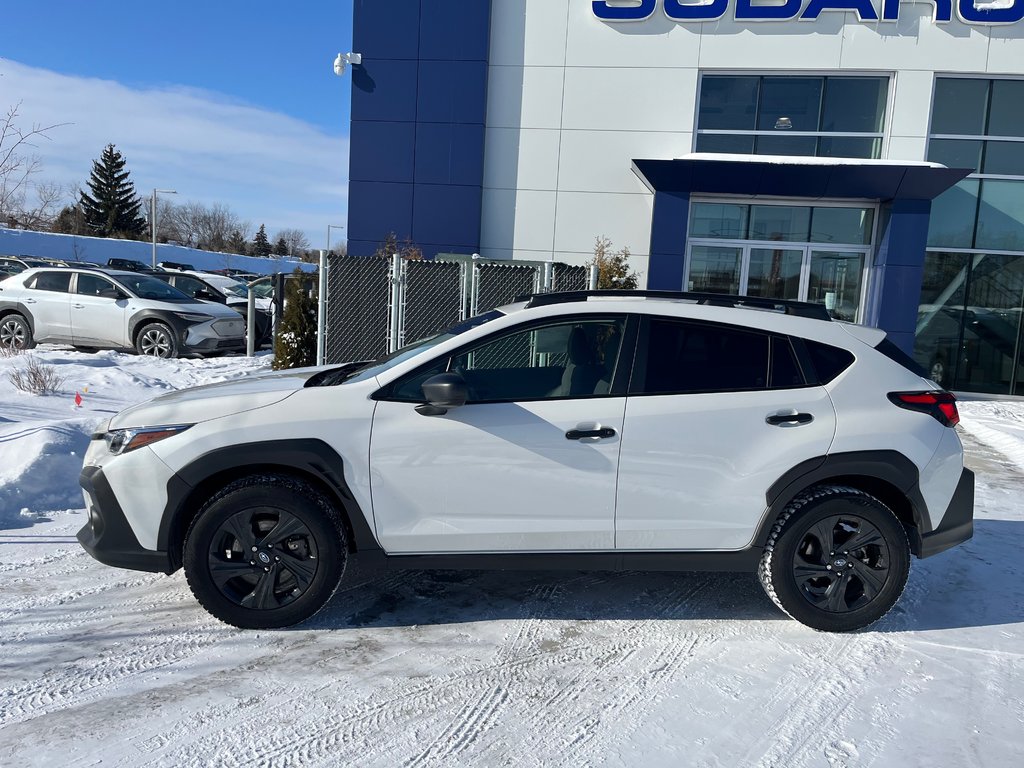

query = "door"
(71, 273), (129, 346)
(615, 318), (837, 551)
(22, 270), (72, 340)
(370, 316), (630, 553)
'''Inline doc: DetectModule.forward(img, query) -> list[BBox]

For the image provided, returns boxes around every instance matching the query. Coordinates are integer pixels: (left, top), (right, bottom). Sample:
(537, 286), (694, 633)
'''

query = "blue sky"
(1, 0), (354, 249)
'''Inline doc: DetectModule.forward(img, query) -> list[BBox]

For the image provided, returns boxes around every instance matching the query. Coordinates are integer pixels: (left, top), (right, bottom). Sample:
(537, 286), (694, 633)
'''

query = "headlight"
(175, 312), (213, 322)
(104, 424), (192, 455)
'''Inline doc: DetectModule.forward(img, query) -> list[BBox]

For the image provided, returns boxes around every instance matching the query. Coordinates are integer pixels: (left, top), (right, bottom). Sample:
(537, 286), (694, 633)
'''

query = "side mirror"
(198, 289), (226, 303)
(416, 372), (468, 416)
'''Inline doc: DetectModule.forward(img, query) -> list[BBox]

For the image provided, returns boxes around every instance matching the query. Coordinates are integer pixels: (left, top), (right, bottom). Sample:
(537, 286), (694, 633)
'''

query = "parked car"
(0, 267), (246, 357)
(158, 261), (196, 272)
(0, 255), (57, 272)
(106, 258), (158, 273)
(75, 290), (973, 632)
(152, 271), (272, 346)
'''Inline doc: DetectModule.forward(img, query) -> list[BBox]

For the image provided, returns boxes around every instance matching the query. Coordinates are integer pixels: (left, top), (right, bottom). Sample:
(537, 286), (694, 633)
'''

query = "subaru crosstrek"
(75, 291), (974, 632)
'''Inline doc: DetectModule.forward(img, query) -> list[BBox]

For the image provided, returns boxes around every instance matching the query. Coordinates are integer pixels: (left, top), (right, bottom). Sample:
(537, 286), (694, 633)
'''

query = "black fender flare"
(756, 450), (931, 549)
(159, 439), (381, 569)
(128, 309), (191, 344)
(0, 302), (37, 335)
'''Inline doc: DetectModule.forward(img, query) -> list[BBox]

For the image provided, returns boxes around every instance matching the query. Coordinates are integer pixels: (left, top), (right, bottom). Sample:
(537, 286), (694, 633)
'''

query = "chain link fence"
(324, 255), (597, 365)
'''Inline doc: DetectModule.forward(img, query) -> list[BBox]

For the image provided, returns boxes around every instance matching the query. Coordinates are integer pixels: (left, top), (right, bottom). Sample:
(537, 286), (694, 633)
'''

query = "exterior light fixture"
(774, 117), (793, 130)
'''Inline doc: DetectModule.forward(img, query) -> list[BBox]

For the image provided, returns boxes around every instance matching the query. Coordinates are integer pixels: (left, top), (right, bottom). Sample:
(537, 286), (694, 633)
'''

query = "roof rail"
(516, 290), (833, 321)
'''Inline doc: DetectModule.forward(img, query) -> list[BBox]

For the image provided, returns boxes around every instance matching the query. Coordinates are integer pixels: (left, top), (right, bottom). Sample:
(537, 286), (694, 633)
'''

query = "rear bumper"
(916, 467), (974, 559)
(77, 465), (175, 574)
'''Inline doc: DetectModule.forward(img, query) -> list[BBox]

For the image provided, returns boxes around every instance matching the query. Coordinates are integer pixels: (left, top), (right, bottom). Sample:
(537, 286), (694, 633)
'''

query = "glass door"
(687, 245), (743, 294)
(746, 248), (804, 301)
(807, 250), (865, 322)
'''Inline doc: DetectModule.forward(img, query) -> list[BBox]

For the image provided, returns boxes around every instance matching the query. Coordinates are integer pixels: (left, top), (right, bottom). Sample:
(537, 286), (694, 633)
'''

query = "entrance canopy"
(632, 154), (970, 201)
(632, 154), (972, 353)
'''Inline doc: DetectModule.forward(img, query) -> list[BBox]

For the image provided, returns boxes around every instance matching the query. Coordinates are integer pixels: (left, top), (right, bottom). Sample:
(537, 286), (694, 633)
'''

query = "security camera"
(333, 52), (363, 77)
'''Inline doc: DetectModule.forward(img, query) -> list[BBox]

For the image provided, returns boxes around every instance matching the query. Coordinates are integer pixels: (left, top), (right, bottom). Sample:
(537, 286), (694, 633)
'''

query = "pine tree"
(274, 236), (288, 257)
(226, 229), (247, 255)
(272, 270), (318, 370)
(252, 223), (272, 256)
(79, 144), (147, 239)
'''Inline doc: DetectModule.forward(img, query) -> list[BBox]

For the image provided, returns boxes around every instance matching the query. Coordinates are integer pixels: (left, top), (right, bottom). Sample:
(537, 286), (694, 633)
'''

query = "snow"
(675, 152), (947, 169)
(1, 349), (1023, 767)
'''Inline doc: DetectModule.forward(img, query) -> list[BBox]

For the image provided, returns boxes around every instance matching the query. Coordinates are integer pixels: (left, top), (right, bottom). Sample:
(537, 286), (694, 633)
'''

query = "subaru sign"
(592, 0), (1024, 24)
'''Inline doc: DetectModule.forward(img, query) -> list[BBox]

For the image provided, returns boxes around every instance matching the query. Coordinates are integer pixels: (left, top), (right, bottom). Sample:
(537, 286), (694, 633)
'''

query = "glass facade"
(919, 78), (1024, 394)
(696, 75), (888, 159)
(686, 202), (874, 321)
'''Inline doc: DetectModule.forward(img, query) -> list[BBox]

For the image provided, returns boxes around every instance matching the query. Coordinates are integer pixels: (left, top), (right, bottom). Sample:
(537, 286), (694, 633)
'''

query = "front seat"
(549, 326), (604, 397)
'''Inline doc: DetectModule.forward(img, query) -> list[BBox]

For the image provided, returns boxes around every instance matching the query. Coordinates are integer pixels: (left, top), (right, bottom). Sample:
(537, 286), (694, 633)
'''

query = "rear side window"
(804, 339), (855, 384)
(633, 318), (769, 394)
(770, 337), (805, 389)
(27, 271), (71, 293)
(875, 337), (927, 378)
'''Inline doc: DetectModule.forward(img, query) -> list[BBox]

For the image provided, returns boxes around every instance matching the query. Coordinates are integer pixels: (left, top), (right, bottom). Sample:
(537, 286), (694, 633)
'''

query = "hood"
(178, 299), (242, 319)
(109, 367), (320, 429)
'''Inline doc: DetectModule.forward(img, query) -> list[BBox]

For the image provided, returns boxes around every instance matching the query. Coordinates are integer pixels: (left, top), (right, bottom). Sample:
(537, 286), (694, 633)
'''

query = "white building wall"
(480, 0), (1023, 285)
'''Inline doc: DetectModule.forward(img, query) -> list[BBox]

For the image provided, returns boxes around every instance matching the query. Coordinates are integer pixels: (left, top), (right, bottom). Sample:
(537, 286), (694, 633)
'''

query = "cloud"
(0, 59), (348, 246)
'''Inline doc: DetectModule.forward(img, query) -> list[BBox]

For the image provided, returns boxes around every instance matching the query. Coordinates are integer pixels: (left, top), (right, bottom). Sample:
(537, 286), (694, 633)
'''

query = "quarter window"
(27, 271), (71, 293)
(632, 319), (770, 395)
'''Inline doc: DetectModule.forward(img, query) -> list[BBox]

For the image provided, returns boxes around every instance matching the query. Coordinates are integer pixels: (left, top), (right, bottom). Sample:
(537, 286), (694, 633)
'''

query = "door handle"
(73, 303), (85, 309)
(566, 426), (617, 440)
(24, 298), (36, 304)
(766, 412), (814, 426)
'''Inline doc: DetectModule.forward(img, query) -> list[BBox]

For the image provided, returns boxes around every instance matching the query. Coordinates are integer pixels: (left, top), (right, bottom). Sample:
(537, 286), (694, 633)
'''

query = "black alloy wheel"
(759, 486), (910, 632)
(184, 476), (347, 628)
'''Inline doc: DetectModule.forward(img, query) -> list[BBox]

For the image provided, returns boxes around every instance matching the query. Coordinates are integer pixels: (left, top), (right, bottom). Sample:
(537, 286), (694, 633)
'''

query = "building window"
(685, 202), (874, 322)
(696, 75), (889, 159)
(927, 78), (1024, 252)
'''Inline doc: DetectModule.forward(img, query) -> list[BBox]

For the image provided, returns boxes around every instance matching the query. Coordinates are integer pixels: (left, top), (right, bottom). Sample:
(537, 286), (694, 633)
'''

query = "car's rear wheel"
(183, 475), (348, 628)
(0, 314), (35, 350)
(135, 322), (177, 358)
(759, 485), (910, 632)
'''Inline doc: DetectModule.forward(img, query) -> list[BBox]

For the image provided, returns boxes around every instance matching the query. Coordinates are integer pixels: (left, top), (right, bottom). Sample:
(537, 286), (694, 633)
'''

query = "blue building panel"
(349, 121), (416, 184)
(347, 181), (415, 251)
(416, 60), (489, 124)
(352, 0), (421, 60)
(350, 59), (420, 123)
(419, 0), (492, 61)
(414, 123), (486, 186)
(412, 184), (482, 251)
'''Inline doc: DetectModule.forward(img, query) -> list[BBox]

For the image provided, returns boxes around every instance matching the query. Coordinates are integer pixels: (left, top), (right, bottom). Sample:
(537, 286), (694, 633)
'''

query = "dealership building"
(345, 0), (1024, 395)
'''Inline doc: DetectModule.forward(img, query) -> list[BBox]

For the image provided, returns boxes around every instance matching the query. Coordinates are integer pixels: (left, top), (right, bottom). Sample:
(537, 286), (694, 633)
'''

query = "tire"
(135, 322), (177, 358)
(183, 475), (348, 629)
(0, 313), (35, 350)
(758, 485), (910, 632)
(929, 357), (947, 386)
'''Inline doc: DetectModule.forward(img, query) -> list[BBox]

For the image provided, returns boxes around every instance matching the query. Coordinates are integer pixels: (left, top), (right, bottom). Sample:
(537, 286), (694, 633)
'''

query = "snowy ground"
(0, 349), (1022, 767)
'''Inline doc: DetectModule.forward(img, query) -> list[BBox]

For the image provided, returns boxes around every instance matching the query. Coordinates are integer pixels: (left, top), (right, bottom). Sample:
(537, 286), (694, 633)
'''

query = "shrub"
(591, 236), (639, 290)
(8, 355), (66, 395)
(273, 269), (318, 370)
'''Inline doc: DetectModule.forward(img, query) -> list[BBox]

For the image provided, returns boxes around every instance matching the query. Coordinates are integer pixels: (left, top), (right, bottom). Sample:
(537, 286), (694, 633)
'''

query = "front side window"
(696, 75), (888, 159)
(389, 317), (627, 403)
(76, 274), (118, 297)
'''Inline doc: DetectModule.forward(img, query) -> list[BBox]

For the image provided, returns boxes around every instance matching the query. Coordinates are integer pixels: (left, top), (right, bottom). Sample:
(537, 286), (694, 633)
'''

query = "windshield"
(114, 273), (194, 302)
(310, 310), (505, 387)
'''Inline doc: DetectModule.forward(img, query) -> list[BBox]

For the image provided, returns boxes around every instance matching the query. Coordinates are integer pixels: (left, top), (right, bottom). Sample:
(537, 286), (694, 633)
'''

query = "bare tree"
(0, 103), (67, 228)
(159, 200), (250, 252)
(275, 228), (310, 257)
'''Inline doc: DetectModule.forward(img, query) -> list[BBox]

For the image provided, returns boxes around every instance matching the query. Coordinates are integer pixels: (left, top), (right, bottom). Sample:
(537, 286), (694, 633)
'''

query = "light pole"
(318, 225), (344, 367)
(150, 188), (177, 268)
(326, 224), (345, 255)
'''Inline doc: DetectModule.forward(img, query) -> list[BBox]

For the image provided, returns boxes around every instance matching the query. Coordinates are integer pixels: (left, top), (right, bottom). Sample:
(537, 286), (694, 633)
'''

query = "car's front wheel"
(135, 322), (177, 358)
(759, 485), (910, 632)
(1, 313), (35, 350)
(183, 475), (348, 628)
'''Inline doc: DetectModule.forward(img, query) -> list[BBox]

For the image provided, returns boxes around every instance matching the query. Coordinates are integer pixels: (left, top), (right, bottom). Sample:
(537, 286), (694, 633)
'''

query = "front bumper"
(77, 465), (175, 574)
(916, 467), (975, 558)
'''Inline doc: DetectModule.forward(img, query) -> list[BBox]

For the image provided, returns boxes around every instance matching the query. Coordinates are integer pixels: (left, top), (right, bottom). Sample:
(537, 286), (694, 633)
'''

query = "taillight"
(888, 391), (960, 427)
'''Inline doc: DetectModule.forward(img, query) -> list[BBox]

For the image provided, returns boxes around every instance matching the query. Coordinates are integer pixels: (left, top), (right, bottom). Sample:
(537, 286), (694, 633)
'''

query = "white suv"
(75, 291), (974, 632)
(0, 267), (246, 357)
